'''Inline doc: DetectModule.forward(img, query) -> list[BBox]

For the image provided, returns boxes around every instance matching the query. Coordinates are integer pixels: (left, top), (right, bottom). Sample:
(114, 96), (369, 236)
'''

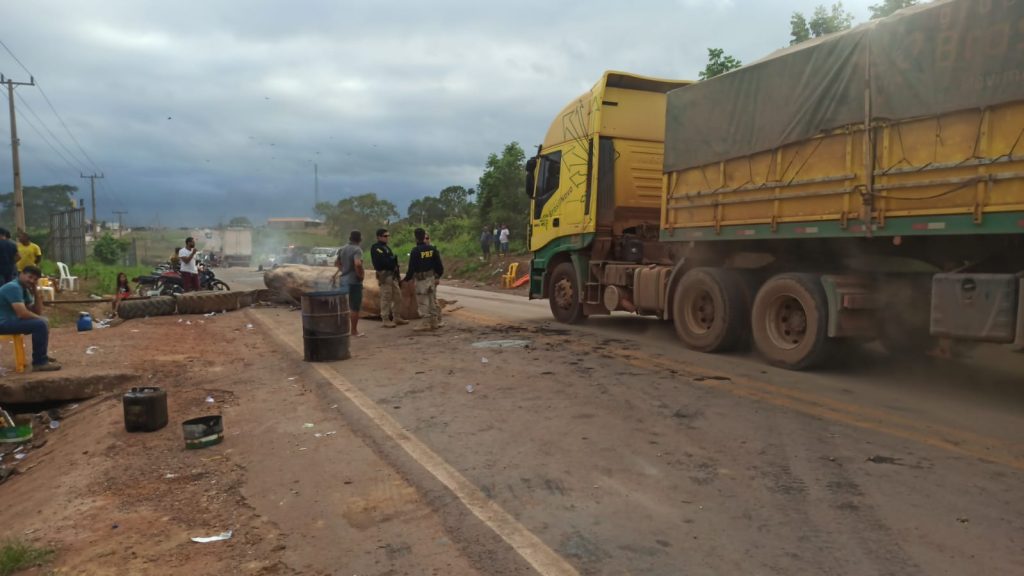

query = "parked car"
(305, 246), (341, 266)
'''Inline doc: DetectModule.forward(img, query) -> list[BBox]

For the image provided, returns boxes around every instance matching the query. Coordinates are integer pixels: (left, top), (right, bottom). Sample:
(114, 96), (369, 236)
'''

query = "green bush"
(93, 233), (130, 265)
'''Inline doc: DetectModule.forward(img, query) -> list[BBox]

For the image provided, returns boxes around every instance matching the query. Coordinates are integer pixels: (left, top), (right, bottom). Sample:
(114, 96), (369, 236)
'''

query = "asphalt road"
(224, 267), (1024, 575)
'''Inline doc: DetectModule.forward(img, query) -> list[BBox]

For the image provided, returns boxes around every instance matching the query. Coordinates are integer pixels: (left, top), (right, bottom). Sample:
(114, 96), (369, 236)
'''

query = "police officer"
(403, 227), (444, 331)
(370, 228), (407, 328)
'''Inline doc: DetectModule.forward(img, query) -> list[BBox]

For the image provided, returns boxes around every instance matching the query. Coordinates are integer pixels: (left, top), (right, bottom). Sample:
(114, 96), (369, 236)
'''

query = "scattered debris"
(465, 384), (475, 393)
(164, 473), (179, 479)
(287, 377), (297, 381)
(190, 531), (233, 543)
(472, 339), (531, 349)
(866, 455), (903, 466)
(85, 346), (99, 355)
(205, 396), (215, 404)
(245, 324), (254, 330)
(480, 357), (489, 364)
(956, 517), (970, 524)
(302, 423), (315, 429)
(693, 375), (731, 382)
(204, 312), (218, 317)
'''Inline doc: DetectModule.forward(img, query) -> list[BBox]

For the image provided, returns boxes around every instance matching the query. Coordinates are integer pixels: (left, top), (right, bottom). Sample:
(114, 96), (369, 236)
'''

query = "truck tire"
(175, 291), (239, 315)
(549, 262), (587, 324)
(117, 296), (177, 320)
(751, 273), (833, 370)
(672, 268), (749, 353)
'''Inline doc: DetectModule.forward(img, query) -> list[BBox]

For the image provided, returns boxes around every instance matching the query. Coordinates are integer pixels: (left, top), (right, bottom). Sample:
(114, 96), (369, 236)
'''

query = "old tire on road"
(672, 267), (750, 353)
(549, 262), (587, 324)
(175, 291), (239, 315)
(751, 273), (833, 370)
(117, 296), (178, 320)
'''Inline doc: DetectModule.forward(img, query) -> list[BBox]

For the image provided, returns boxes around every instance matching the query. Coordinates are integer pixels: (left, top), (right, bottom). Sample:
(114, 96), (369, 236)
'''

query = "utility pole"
(314, 162), (319, 212)
(113, 210), (127, 238)
(80, 172), (104, 236)
(3, 74), (34, 233)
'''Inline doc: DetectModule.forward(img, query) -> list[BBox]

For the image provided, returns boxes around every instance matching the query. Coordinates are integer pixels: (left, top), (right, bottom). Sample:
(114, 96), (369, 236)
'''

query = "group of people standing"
(333, 227), (444, 336)
(480, 224), (510, 261)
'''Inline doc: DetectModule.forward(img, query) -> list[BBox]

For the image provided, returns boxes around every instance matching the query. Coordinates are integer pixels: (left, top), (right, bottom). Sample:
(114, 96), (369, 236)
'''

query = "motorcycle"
(199, 262), (230, 291)
(133, 261), (229, 295)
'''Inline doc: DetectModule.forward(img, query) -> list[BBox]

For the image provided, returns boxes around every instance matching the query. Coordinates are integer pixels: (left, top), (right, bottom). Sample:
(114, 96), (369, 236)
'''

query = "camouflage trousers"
(414, 273), (440, 328)
(376, 271), (403, 323)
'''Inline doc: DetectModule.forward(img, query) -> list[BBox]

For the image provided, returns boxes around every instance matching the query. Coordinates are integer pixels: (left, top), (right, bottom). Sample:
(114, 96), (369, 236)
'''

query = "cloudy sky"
(1, 0), (884, 227)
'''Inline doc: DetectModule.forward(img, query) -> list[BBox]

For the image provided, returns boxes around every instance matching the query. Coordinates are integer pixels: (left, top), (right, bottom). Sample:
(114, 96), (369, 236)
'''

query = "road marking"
(251, 310), (579, 576)
(451, 308), (1024, 472)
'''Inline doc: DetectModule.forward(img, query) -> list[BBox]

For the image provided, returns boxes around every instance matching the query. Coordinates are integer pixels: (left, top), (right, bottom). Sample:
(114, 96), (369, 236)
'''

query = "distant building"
(267, 217), (323, 230)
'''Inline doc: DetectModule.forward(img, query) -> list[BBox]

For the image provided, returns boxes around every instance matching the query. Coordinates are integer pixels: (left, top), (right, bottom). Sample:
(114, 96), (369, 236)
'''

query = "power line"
(15, 91), (89, 171)
(2, 89), (83, 175)
(0, 37), (101, 173)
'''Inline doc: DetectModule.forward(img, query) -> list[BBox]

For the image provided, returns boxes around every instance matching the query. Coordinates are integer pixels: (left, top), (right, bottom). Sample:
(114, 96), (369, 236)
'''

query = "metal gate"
(49, 207), (87, 266)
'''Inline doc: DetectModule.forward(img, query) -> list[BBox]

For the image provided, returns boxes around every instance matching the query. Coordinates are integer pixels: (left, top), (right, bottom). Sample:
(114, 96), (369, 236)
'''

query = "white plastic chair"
(56, 262), (79, 291)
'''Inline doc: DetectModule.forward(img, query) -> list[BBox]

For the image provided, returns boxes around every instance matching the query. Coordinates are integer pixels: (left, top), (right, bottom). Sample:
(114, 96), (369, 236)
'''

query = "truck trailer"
(526, 0), (1024, 369)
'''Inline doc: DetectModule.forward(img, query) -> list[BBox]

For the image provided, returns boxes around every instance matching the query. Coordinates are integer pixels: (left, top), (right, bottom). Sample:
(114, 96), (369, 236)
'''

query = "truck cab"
(526, 71), (690, 322)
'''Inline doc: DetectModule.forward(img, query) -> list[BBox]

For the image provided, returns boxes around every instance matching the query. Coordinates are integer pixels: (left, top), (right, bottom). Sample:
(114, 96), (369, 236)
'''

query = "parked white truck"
(222, 227), (253, 267)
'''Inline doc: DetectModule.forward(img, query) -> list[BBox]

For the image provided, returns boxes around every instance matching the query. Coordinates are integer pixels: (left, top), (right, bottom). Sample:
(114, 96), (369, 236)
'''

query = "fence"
(49, 207), (87, 266)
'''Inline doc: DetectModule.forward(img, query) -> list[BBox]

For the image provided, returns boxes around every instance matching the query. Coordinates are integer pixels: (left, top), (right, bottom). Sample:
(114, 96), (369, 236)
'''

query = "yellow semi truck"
(526, 0), (1024, 369)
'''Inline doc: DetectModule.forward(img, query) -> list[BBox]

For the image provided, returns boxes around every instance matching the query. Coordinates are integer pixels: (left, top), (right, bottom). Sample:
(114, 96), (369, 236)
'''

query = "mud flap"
(1014, 278), (1024, 352)
(820, 275), (878, 339)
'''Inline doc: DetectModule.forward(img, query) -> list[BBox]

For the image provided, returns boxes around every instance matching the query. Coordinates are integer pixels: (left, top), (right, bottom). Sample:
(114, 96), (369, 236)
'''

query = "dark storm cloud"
(0, 0), (878, 226)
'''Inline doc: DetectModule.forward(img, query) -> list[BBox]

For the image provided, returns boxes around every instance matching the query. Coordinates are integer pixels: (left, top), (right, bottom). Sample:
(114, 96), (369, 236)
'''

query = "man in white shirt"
(178, 237), (200, 292)
(498, 225), (510, 257)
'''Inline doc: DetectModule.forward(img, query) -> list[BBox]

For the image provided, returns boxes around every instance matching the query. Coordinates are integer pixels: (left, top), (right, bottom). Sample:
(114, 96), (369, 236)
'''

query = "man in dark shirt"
(403, 227), (444, 331)
(0, 228), (19, 284)
(370, 228), (407, 328)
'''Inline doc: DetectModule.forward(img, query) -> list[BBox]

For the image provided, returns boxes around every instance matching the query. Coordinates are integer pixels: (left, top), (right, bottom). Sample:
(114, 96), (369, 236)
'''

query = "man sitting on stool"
(0, 265), (60, 371)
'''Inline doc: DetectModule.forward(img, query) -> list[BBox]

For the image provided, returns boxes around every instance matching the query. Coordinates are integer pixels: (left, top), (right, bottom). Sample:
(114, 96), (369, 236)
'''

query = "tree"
(475, 142), (528, 237)
(869, 0), (917, 19)
(438, 185), (475, 219)
(0, 184), (77, 231)
(93, 233), (130, 264)
(790, 2), (855, 45)
(228, 216), (253, 228)
(407, 196), (447, 225)
(699, 48), (743, 81)
(790, 12), (811, 44)
(315, 193), (399, 238)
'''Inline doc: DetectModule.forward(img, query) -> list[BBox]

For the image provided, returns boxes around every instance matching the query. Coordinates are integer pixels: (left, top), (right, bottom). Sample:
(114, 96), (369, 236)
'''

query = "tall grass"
(44, 258), (150, 294)
(0, 539), (54, 576)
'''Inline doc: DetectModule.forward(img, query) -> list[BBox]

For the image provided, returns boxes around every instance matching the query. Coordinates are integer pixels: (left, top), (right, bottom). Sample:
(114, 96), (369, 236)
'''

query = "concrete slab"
(0, 371), (138, 404)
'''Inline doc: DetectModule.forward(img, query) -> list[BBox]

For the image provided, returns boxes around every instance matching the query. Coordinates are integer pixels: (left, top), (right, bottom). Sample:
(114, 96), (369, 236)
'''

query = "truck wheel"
(117, 296), (177, 320)
(549, 262), (587, 324)
(672, 268), (749, 352)
(175, 291), (239, 315)
(751, 273), (833, 370)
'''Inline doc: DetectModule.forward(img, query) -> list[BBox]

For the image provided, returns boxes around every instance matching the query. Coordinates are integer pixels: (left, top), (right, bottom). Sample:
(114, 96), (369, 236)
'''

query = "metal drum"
(301, 290), (351, 362)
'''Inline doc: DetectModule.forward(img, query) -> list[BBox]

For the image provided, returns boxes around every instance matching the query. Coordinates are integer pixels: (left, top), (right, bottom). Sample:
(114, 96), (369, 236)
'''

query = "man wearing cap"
(403, 228), (444, 331)
(334, 230), (365, 337)
(370, 228), (407, 328)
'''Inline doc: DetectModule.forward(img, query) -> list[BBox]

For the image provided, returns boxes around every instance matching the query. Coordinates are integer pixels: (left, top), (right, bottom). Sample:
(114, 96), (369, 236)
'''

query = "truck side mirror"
(525, 157), (537, 198)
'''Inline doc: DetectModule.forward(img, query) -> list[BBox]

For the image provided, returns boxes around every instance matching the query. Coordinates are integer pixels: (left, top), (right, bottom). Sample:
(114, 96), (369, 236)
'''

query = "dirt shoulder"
(0, 310), (485, 575)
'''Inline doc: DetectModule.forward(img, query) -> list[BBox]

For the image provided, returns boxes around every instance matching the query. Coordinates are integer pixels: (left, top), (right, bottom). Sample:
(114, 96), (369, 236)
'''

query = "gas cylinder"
(77, 312), (93, 332)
